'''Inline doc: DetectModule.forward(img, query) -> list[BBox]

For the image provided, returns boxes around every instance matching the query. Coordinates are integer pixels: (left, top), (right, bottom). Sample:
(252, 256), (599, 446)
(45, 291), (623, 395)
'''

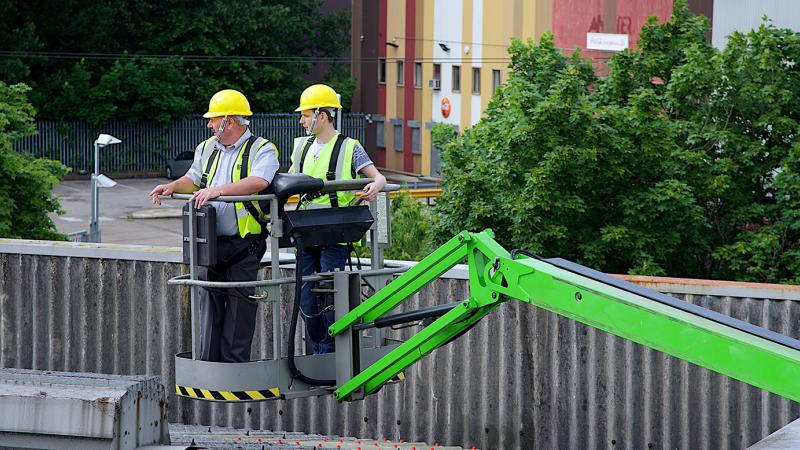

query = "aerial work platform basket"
(170, 174), (407, 401)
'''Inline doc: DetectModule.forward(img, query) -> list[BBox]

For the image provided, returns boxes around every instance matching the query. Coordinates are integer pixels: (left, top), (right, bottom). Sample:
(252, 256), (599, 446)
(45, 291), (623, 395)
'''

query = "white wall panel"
(432, 0), (463, 126)
(713, 0), (800, 48)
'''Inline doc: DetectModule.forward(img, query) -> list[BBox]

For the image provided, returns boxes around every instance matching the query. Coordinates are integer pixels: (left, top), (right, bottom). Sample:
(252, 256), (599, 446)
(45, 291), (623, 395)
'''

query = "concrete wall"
(1, 240), (799, 449)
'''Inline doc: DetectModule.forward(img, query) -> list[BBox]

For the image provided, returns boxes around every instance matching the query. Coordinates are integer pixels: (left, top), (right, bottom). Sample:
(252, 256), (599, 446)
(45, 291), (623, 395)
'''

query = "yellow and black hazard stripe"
(176, 385), (281, 402)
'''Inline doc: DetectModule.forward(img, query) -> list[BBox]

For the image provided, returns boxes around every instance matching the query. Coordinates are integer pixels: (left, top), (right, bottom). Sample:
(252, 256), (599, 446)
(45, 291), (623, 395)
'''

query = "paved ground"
(48, 171), (435, 247)
(49, 177), (185, 247)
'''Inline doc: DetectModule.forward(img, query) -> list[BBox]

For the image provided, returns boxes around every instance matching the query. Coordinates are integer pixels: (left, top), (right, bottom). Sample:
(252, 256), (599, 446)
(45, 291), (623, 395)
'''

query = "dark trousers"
(198, 234), (266, 362)
(299, 244), (349, 354)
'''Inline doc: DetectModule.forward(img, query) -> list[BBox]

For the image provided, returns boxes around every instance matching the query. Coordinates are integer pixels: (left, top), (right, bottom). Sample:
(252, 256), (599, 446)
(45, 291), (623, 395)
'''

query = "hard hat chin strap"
(216, 116), (228, 139)
(306, 109), (320, 136)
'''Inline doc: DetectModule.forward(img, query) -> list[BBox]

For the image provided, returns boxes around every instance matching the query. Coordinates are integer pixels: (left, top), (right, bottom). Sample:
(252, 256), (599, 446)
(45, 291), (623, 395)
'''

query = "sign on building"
(586, 32), (629, 51)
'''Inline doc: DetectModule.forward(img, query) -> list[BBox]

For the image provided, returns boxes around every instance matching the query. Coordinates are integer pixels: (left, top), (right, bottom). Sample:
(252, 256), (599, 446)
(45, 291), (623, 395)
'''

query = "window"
(410, 121), (421, 155)
(396, 60), (404, 86)
(175, 151), (194, 161)
(378, 59), (386, 83)
(375, 115), (385, 147)
(452, 65), (461, 92)
(415, 62), (423, 88)
(430, 63), (442, 90)
(472, 67), (481, 94)
(392, 120), (403, 150)
(492, 69), (502, 94)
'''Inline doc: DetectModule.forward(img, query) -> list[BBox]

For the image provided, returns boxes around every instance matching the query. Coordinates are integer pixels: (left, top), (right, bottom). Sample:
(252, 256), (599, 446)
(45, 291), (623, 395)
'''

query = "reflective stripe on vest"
(290, 133), (358, 207)
(200, 135), (277, 237)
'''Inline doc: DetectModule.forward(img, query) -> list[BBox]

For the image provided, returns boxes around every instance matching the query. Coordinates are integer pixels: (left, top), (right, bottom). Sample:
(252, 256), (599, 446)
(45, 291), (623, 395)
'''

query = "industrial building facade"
(350, 0), (797, 177)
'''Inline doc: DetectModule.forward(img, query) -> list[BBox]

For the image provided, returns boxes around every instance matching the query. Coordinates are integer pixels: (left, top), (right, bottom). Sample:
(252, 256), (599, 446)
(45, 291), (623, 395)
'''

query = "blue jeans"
(299, 244), (349, 354)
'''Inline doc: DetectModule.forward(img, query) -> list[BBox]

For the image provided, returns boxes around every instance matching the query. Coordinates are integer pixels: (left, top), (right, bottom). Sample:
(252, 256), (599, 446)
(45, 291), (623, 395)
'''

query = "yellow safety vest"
(199, 135), (277, 237)
(289, 133), (359, 207)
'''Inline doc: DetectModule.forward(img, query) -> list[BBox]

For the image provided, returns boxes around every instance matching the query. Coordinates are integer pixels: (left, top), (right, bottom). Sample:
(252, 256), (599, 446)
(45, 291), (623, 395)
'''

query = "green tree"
(432, 0), (800, 283)
(0, 0), (352, 123)
(0, 82), (68, 240)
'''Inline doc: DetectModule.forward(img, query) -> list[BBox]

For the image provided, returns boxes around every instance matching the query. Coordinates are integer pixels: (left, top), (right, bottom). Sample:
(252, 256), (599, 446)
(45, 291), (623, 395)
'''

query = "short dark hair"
(320, 108), (336, 123)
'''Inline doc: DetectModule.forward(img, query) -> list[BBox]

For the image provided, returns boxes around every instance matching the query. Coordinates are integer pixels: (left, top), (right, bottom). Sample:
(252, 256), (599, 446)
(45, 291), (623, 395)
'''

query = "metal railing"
(14, 113), (366, 173)
(168, 179), (405, 361)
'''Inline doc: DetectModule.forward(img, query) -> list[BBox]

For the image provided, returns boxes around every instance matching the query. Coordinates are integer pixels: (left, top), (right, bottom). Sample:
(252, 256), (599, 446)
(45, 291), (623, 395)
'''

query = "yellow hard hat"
(203, 89), (252, 118)
(295, 84), (342, 112)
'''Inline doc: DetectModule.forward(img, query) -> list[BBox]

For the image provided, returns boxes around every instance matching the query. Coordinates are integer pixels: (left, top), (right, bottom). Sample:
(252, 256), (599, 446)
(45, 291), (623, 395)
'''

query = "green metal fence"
(14, 113), (366, 173)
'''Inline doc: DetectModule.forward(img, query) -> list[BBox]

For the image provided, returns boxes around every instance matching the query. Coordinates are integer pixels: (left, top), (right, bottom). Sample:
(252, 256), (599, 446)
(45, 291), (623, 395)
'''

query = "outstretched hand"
(149, 184), (174, 206)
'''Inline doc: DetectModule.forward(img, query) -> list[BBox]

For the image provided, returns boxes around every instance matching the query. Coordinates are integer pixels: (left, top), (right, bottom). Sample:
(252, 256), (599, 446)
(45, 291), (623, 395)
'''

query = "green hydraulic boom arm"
(329, 230), (800, 402)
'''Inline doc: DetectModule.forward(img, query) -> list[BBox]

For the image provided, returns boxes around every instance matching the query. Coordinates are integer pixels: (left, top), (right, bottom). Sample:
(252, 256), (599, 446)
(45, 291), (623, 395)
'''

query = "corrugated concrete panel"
(1, 243), (799, 449)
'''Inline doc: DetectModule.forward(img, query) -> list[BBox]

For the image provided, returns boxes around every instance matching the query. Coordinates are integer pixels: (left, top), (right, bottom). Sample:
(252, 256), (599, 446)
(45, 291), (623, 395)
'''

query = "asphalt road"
(49, 177), (185, 247)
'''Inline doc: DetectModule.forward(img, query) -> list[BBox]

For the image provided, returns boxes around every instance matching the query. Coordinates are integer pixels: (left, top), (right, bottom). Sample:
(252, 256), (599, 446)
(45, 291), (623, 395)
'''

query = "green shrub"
(384, 189), (436, 261)
(0, 82), (68, 240)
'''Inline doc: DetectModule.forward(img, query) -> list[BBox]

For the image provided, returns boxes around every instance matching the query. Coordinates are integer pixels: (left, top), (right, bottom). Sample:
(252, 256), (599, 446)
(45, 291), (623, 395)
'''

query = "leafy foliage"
(384, 190), (436, 261)
(432, 0), (800, 283)
(0, 0), (352, 123)
(0, 82), (68, 240)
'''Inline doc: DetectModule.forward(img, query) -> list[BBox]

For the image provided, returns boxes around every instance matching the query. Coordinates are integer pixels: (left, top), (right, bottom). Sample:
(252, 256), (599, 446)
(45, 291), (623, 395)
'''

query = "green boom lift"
(172, 175), (800, 406)
(330, 229), (800, 403)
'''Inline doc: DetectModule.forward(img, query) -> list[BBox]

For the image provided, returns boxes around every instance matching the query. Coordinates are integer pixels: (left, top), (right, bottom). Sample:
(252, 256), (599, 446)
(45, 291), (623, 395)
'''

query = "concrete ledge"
(0, 369), (170, 449)
(621, 274), (800, 301)
(749, 418), (800, 449)
(1, 239), (799, 300)
(0, 238), (183, 263)
(128, 208), (183, 219)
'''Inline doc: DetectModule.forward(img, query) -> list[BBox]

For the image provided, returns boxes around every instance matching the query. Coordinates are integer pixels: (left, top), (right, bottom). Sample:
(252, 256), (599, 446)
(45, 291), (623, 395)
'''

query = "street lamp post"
(89, 133), (121, 243)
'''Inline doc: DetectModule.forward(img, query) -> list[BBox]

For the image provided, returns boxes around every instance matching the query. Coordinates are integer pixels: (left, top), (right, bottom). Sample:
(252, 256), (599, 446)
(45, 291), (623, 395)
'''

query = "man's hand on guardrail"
(149, 184), (174, 206)
(361, 181), (383, 202)
(189, 187), (222, 208)
(359, 167), (387, 202)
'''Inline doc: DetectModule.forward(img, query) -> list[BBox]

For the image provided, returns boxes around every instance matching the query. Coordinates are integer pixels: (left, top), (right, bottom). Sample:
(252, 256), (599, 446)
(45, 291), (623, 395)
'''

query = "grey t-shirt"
(185, 130), (279, 236)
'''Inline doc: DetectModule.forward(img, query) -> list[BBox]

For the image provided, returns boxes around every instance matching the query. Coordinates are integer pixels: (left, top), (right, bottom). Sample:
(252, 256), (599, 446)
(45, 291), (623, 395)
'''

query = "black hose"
(510, 248), (547, 261)
(288, 235), (336, 386)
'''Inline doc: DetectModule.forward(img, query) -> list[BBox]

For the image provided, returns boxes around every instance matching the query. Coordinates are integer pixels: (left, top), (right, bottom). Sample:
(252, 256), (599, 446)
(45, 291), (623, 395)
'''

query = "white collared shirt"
(185, 130), (279, 236)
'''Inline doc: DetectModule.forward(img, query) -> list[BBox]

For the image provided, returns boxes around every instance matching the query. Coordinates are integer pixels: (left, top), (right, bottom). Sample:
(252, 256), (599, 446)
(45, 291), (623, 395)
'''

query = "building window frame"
(492, 69), (502, 94)
(396, 60), (405, 86)
(374, 114), (386, 147)
(472, 67), (481, 94)
(409, 120), (421, 155)
(452, 65), (461, 93)
(378, 59), (386, 84)
(414, 62), (423, 88)
(390, 118), (403, 151)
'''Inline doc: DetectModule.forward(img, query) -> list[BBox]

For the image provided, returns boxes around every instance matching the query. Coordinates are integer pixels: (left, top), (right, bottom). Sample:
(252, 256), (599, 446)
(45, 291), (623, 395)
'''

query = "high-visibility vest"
(290, 133), (359, 207)
(199, 135), (277, 237)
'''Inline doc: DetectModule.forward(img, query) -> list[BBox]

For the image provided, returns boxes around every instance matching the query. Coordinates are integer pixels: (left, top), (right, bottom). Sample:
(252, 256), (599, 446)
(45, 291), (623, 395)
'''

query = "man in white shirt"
(150, 89), (279, 362)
